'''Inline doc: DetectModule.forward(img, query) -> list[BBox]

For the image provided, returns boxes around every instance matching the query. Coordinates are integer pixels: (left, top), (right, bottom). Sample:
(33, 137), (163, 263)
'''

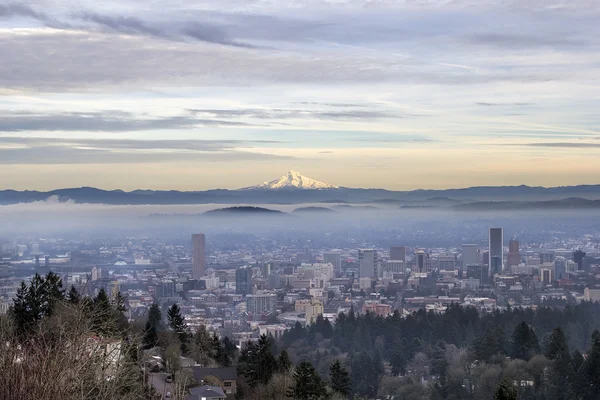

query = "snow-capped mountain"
(241, 170), (339, 190)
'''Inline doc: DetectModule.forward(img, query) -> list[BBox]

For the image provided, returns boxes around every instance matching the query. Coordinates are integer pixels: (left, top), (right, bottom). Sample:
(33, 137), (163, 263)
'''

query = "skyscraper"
(489, 228), (503, 277)
(390, 246), (406, 262)
(507, 237), (521, 267)
(236, 266), (252, 295)
(462, 244), (480, 272)
(192, 233), (206, 280)
(324, 251), (342, 275)
(573, 249), (586, 270)
(414, 249), (431, 273)
(359, 249), (378, 278)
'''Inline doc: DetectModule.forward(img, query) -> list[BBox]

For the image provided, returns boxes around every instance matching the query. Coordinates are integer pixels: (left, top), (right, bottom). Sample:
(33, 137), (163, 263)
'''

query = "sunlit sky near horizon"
(1, 0), (600, 191)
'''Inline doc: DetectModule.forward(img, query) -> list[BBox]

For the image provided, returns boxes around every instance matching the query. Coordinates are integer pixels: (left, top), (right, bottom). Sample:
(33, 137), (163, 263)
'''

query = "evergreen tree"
(277, 349), (292, 373)
(167, 303), (188, 351)
(544, 327), (572, 400)
(239, 335), (277, 388)
(580, 330), (600, 399)
(143, 303), (162, 349)
(511, 321), (539, 361)
(12, 272), (65, 337)
(91, 288), (114, 335)
(288, 361), (327, 400)
(67, 285), (80, 305)
(211, 333), (231, 367)
(494, 378), (517, 400)
(329, 359), (351, 398)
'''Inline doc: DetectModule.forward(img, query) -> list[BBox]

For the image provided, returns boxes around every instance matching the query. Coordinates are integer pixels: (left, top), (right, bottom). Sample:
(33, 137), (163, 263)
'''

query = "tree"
(329, 359), (351, 398)
(511, 321), (539, 361)
(211, 333), (231, 367)
(238, 335), (277, 388)
(167, 303), (188, 352)
(350, 351), (384, 398)
(544, 327), (572, 400)
(143, 303), (162, 349)
(288, 361), (327, 400)
(12, 272), (65, 337)
(277, 350), (292, 373)
(67, 285), (80, 305)
(580, 330), (600, 399)
(494, 378), (517, 400)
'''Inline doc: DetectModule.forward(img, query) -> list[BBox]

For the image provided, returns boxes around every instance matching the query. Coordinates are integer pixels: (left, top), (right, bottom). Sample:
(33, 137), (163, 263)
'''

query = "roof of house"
(188, 385), (226, 399)
(190, 366), (237, 382)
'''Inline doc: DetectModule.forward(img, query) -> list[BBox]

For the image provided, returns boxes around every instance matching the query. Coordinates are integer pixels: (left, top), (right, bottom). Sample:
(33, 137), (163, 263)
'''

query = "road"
(148, 372), (174, 399)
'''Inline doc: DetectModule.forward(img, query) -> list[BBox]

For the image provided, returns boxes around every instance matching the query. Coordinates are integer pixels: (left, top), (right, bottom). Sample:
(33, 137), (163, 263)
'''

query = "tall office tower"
(246, 293), (278, 315)
(324, 251), (342, 275)
(462, 244), (480, 272)
(236, 266), (252, 295)
(507, 237), (521, 267)
(554, 257), (568, 280)
(489, 228), (503, 277)
(390, 246), (406, 262)
(573, 249), (586, 270)
(540, 252), (555, 264)
(438, 255), (456, 271)
(384, 260), (405, 274)
(414, 249), (431, 273)
(192, 233), (206, 280)
(359, 249), (378, 278)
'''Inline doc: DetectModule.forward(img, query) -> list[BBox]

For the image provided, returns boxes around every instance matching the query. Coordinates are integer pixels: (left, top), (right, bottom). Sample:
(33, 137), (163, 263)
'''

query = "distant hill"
(293, 206), (336, 213)
(333, 205), (378, 210)
(3, 184), (600, 205)
(203, 206), (284, 216)
(452, 198), (600, 211)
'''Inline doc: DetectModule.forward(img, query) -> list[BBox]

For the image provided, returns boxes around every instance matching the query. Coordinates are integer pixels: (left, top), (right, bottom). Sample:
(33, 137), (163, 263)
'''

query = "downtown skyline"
(1, 0), (600, 191)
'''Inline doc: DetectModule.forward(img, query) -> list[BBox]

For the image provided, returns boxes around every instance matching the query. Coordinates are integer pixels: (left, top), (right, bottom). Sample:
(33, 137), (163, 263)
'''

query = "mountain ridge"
(3, 183), (600, 205)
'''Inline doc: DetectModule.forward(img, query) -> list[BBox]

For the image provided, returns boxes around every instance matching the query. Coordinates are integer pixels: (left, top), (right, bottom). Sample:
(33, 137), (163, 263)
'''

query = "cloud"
(0, 110), (253, 132)
(520, 142), (600, 148)
(476, 102), (532, 107)
(0, 137), (292, 164)
(467, 33), (586, 49)
(188, 108), (402, 120)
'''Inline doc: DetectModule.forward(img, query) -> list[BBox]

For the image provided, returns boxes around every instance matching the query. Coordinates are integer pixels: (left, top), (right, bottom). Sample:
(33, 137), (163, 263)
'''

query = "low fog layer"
(1, 196), (599, 248)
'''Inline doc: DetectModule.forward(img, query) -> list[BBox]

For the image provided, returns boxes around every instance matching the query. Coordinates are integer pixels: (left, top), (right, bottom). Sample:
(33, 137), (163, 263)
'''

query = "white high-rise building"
(359, 249), (378, 278)
(246, 293), (278, 315)
(324, 251), (342, 275)
(385, 260), (405, 274)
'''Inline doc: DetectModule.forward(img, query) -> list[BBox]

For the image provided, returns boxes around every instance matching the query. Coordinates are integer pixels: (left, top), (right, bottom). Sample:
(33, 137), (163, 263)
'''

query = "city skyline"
(1, 0), (600, 190)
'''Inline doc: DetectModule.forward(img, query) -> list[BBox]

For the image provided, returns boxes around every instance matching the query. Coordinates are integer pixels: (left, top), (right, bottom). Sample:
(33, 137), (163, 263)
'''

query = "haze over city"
(2, 0), (600, 190)
(3, 2), (600, 400)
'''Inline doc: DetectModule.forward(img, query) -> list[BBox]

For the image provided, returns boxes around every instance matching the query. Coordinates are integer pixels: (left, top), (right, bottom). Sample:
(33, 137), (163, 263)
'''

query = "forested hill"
(276, 303), (600, 400)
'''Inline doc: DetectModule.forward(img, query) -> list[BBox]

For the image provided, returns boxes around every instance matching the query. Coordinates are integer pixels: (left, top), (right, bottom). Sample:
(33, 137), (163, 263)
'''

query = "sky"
(1, 0), (599, 191)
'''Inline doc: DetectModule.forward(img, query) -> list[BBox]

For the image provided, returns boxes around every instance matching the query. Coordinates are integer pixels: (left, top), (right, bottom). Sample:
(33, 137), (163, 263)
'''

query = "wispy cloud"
(0, 110), (252, 132)
(0, 137), (291, 164)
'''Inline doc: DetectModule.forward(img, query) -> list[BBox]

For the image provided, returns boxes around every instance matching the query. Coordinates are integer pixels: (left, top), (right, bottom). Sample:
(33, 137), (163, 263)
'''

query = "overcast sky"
(1, 0), (599, 190)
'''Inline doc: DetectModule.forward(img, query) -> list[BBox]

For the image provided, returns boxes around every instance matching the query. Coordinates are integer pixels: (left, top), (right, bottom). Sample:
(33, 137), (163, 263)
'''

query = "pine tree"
(143, 303), (162, 349)
(67, 285), (80, 304)
(329, 359), (351, 398)
(288, 361), (327, 400)
(12, 272), (65, 337)
(277, 349), (292, 373)
(494, 378), (517, 400)
(167, 303), (188, 352)
(544, 327), (572, 400)
(580, 330), (600, 399)
(91, 288), (114, 335)
(511, 321), (539, 360)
